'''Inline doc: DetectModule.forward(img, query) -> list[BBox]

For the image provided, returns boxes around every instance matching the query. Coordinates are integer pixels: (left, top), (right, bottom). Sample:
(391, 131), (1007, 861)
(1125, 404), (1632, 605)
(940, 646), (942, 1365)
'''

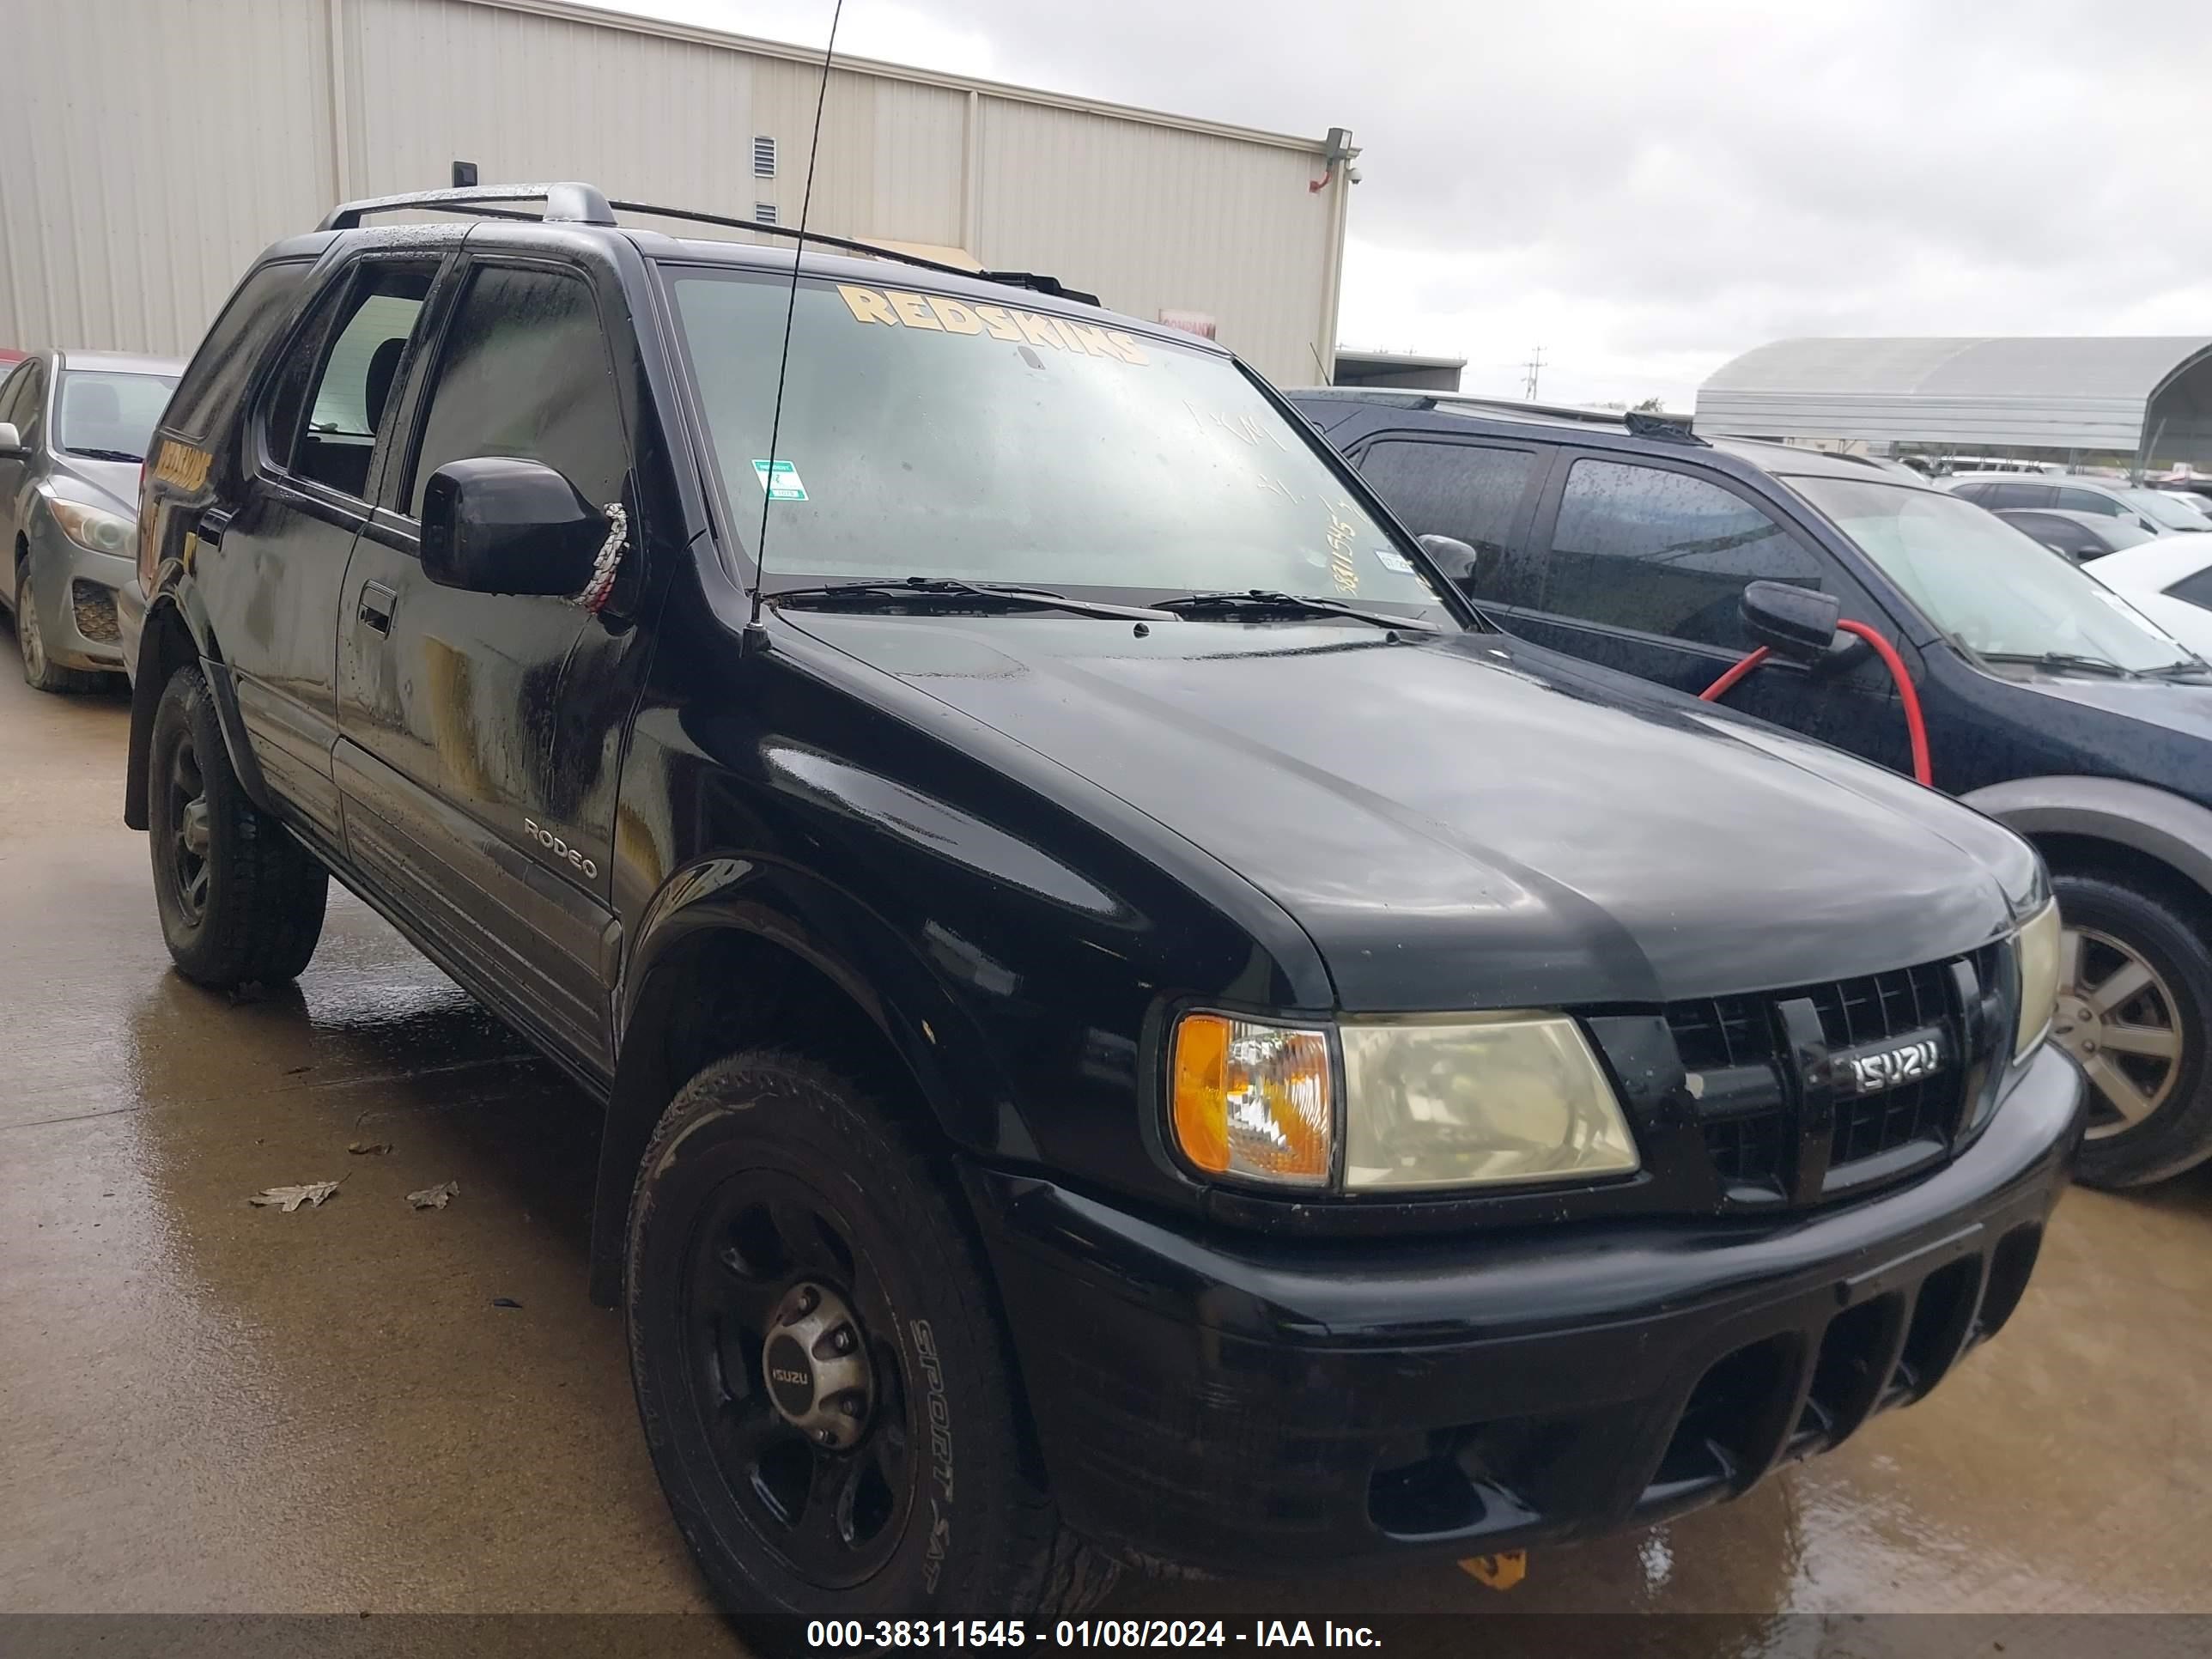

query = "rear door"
(1505, 452), (1923, 773)
(334, 251), (643, 1081)
(1346, 433), (1553, 614)
(192, 256), (445, 851)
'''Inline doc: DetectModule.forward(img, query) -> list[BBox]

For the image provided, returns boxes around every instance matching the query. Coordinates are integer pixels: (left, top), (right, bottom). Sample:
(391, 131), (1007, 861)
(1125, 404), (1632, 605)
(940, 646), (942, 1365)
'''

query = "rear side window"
(2054, 486), (2123, 518)
(406, 264), (628, 516)
(163, 260), (313, 442)
(1541, 458), (1825, 650)
(2168, 568), (2212, 610)
(1357, 439), (1537, 603)
(1979, 481), (2053, 510)
(266, 262), (437, 500)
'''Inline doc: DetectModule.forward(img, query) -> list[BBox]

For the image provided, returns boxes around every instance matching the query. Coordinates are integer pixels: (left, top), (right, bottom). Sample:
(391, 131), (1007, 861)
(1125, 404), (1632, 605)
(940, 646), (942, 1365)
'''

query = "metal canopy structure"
(1696, 336), (2212, 468)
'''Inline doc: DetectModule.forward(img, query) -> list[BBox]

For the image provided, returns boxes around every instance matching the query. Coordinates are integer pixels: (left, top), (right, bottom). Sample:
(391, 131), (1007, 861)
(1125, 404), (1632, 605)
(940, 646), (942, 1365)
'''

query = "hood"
(791, 614), (2034, 1012)
(46, 454), (142, 520)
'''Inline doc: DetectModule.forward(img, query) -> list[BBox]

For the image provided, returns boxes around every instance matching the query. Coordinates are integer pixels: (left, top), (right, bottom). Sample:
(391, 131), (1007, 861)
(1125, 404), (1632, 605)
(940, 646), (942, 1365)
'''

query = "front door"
(1504, 453), (1925, 776)
(192, 257), (445, 850)
(335, 254), (647, 1081)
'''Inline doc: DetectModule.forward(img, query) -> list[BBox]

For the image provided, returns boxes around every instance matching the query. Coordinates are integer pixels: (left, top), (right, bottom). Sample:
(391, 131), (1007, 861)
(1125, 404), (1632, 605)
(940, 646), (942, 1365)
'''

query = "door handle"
(356, 580), (398, 635)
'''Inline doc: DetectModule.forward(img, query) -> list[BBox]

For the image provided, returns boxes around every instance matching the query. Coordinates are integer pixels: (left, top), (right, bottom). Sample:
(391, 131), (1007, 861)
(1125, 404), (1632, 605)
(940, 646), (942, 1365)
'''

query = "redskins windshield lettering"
(836, 283), (1150, 366)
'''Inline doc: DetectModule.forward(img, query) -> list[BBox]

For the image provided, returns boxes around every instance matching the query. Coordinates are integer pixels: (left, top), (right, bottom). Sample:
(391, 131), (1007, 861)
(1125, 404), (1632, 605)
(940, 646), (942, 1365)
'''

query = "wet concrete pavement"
(5, 646), (2212, 1631)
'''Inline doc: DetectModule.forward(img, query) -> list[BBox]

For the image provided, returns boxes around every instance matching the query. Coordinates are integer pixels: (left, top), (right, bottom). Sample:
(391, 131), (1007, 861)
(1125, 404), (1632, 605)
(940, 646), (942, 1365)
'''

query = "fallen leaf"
(349, 1140), (393, 1157)
(250, 1181), (341, 1213)
(491, 1297), (522, 1310)
(406, 1180), (459, 1211)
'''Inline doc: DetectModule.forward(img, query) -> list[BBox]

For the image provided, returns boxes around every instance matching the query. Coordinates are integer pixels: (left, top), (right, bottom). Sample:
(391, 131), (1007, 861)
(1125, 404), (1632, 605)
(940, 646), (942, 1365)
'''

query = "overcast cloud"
(619, 0), (2212, 407)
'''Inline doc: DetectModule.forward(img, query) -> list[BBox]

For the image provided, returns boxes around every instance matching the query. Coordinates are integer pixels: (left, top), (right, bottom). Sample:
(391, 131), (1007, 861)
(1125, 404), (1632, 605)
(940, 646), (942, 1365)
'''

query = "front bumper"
(966, 1042), (2082, 1577)
(27, 527), (131, 671)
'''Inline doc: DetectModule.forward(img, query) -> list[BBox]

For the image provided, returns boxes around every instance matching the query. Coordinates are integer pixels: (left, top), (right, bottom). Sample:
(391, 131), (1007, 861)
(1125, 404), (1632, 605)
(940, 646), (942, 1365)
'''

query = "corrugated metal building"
(0, 0), (1354, 386)
(1696, 336), (2212, 469)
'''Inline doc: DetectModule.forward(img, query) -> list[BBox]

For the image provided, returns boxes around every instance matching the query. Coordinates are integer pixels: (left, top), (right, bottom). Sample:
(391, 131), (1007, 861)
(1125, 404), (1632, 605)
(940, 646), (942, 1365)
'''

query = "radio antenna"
(747, 0), (845, 637)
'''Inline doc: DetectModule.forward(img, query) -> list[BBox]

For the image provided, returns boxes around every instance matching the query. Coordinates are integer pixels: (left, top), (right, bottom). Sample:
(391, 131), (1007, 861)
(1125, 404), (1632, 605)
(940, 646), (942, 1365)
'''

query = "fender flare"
(585, 855), (1017, 1306)
(1960, 775), (2212, 905)
(123, 598), (269, 830)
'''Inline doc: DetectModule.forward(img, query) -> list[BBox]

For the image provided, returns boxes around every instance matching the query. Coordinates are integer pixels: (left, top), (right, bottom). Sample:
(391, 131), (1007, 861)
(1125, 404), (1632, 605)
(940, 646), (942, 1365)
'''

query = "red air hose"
(1699, 620), (1933, 787)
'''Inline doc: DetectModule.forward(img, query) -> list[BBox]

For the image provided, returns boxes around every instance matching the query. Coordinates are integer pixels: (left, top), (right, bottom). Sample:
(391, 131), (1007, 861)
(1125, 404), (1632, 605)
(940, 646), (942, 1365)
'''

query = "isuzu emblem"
(1844, 1036), (1943, 1095)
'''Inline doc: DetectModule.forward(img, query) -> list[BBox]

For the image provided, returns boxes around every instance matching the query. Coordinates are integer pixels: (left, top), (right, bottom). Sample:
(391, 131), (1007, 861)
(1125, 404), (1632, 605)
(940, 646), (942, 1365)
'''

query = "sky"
(603, 0), (2212, 409)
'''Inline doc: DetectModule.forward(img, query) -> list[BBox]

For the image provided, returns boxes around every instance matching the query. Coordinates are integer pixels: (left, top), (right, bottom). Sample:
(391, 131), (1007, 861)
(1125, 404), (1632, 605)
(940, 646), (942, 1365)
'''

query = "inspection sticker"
(1373, 547), (1415, 574)
(752, 459), (808, 501)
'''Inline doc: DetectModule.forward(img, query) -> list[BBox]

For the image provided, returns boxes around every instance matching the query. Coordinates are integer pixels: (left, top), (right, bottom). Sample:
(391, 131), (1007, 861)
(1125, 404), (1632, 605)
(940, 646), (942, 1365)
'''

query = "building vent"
(754, 202), (778, 226)
(753, 136), (777, 178)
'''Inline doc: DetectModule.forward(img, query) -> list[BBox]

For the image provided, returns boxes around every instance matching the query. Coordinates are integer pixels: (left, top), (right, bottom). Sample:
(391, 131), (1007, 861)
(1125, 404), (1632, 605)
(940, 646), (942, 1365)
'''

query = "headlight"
(1170, 1013), (1333, 1187)
(2014, 898), (2063, 1060)
(1340, 1012), (1638, 1190)
(47, 497), (134, 556)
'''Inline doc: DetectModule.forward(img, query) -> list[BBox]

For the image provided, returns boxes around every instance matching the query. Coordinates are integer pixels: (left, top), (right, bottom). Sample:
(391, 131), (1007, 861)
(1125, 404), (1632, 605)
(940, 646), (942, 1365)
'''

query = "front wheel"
(625, 1052), (1117, 1627)
(148, 663), (329, 987)
(16, 562), (99, 693)
(2051, 871), (2212, 1189)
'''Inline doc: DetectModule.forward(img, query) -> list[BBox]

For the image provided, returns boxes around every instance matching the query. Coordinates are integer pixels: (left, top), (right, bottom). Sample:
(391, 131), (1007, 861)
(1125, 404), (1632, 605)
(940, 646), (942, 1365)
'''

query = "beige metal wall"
(0, 0), (1349, 386)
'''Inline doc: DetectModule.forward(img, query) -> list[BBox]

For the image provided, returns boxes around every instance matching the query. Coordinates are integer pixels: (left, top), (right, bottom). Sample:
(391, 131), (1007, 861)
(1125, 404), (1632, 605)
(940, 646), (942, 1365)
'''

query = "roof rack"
(314, 180), (1098, 306)
(605, 198), (1099, 305)
(1310, 386), (1706, 444)
(319, 182), (617, 231)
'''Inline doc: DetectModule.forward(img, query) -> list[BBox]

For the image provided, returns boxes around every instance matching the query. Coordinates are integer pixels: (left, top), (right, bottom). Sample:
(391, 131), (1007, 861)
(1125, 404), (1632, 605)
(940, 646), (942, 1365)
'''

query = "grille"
(1667, 955), (1984, 1202)
(70, 580), (119, 643)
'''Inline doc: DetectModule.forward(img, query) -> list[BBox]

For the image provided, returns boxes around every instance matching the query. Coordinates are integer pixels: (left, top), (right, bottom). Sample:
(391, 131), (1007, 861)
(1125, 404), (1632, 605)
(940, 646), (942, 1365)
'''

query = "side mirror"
(0, 421), (25, 459)
(1740, 580), (1842, 665)
(1418, 532), (1492, 591)
(420, 457), (605, 597)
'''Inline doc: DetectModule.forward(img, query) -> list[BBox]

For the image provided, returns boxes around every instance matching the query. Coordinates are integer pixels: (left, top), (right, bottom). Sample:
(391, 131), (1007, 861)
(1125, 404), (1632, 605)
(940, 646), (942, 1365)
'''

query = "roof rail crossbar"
(318, 182), (617, 232)
(606, 197), (1099, 305)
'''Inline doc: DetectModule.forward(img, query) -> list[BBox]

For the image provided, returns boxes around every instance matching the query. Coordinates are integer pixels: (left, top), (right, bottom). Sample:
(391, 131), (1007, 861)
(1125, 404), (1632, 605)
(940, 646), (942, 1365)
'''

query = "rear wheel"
(2051, 872), (2212, 1188)
(148, 663), (329, 987)
(625, 1052), (1117, 1630)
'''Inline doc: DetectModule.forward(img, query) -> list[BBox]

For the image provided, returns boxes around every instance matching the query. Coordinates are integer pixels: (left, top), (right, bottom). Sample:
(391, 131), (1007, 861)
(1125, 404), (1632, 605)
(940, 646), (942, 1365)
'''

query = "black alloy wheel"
(683, 1170), (914, 1588)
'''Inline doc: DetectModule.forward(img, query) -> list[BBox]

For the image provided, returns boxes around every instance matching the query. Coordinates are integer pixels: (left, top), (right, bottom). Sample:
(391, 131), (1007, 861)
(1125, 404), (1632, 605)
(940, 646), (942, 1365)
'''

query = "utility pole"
(1522, 346), (1547, 401)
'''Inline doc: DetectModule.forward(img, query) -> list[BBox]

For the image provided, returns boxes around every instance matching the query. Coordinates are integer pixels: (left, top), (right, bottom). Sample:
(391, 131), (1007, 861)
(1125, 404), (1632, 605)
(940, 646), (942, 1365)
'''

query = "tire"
(625, 1052), (1118, 1630)
(15, 556), (100, 693)
(2051, 871), (2212, 1189)
(147, 662), (329, 988)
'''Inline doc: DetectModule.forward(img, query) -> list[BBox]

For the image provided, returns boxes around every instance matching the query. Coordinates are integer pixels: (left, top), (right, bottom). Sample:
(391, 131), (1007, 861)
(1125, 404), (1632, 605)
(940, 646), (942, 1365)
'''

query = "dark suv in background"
(1293, 388), (2212, 1189)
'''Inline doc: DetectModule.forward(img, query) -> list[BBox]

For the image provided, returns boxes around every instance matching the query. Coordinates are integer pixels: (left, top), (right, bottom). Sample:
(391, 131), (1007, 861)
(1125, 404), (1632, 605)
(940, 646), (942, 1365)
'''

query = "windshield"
(56, 370), (177, 461)
(668, 270), (1446, 613)
(2125, 489), (2212, 532)
(1789, 475), (2203, 674)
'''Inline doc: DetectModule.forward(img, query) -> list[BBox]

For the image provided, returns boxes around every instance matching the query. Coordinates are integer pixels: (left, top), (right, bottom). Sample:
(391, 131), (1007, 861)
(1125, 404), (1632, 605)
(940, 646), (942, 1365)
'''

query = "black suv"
(1295, 388), (2212, 1191)
(128, 185), (2078, 1621)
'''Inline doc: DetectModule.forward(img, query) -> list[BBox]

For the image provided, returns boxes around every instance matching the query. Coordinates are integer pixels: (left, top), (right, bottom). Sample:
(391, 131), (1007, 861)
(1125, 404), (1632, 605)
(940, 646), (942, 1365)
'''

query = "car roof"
(280, 214), (1206, 362)
(2085, 535), (2212, 589)
(54, 348), (186, 377)
(1995, 507), (2129, 531)
(1950, 470), (2129, 494)
(1286, 387), (1950, 491)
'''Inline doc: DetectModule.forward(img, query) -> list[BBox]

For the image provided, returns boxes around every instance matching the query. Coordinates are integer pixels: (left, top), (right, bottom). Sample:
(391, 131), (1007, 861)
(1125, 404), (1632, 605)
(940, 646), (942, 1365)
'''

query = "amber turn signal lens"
(1170, 1012), (1333, 1187)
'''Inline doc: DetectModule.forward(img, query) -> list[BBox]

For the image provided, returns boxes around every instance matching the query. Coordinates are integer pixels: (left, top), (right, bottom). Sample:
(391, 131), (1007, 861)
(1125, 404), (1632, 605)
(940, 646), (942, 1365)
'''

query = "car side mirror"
(1418, 532), (1492, 591)
(420, 457), (607, 598)
(1740, 580), (1842, 665)
(0, 421), (25, 459)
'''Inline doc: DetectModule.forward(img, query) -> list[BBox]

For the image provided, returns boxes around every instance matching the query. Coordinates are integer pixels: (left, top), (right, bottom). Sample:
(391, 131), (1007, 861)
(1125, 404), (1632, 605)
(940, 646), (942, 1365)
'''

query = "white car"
(1946, 471), (2209, 535)
(2087, 537), (2212, 658)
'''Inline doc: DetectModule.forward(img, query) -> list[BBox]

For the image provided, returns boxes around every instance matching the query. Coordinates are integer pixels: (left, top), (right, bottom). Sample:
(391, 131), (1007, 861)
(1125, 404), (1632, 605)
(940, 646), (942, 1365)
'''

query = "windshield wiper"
(1979, 650), (2140, 679)
(766, 576), (1171, 623)
(65, 447), (143, 464)
(1152, 590), (1440, 633)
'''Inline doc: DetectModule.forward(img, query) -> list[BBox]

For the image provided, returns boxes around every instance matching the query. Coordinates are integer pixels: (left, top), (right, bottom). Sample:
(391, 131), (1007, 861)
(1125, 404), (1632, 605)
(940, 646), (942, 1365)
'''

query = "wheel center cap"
(762, 1281), (872, 1449)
